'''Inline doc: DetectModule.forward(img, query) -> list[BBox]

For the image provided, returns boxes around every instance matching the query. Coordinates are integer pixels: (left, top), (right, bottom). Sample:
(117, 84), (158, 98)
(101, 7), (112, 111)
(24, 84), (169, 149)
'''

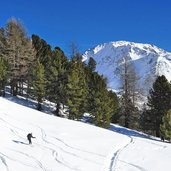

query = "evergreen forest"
(1, 18), (171, 141)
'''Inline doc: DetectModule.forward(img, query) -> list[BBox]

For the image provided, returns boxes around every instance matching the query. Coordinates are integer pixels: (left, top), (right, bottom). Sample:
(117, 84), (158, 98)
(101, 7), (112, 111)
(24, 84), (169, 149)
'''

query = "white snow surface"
(0, 98), (171, 171)
(0, 96), (171, 171)
(83, 41), (171, 94)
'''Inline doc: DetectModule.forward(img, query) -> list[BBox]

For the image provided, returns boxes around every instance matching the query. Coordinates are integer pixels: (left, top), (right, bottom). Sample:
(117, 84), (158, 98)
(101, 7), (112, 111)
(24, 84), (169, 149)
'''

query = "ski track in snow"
(0, 117), (27, 141)
(0, 115), (80, 171)
(39, 125), (104, 160)
(0, 155), (9, 171)
(0, 117), (49, 170)
(1, 99), (170, 171)
(0, 114), (101, 171)
(10, 150), (48, 171)
(38, 126), (83, 171)
(0, 151), (44, 170)
(0, 112), (148, 171)
(119, 160), (147, 171)
(38, 126), (101, 170)
(108, 135), (148, 171)
(53, 136), (105, 157)
(2, 114), (140, 171)
(111, 136), (133, 171)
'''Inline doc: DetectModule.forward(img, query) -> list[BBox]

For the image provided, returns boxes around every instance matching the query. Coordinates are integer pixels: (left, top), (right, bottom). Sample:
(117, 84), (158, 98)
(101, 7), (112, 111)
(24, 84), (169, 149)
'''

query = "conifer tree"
(87, 72), (117, 128)
(108, 90), (119, 123)
(32, 34), (52, 68)
(88, 57), (96, 72)
(160, 109), (171, 141)
(146, 75), (171, 137)
(140, 104), (153, 134)
(47, 47), (68, 115)
(66, 53), (87, 120)
(32, 60), (46, 111)
(85, 58), (119, 128)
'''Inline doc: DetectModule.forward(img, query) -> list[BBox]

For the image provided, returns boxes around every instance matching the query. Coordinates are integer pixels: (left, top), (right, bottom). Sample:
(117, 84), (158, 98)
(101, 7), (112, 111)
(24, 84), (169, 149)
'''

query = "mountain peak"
(83, 41), (171, 95)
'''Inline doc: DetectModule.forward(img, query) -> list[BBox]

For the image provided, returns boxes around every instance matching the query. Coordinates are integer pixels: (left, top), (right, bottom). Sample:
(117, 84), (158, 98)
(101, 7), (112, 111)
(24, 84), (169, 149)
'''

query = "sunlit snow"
(0, 96), (171, 171)
(83, 41), (171, 95)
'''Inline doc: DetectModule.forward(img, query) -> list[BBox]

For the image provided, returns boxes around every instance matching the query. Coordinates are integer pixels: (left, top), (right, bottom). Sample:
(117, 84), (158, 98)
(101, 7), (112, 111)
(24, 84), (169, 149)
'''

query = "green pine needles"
(160, 109), (171, 141)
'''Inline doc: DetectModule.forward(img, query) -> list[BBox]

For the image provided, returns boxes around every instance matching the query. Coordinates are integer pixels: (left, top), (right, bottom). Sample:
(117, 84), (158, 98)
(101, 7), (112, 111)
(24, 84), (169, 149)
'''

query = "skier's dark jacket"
(27, 133), (35, 144)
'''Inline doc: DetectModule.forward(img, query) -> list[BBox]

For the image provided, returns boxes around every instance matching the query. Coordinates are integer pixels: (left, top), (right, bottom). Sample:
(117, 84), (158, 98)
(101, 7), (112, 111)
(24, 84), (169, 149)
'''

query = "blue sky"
(0, 0), (171, 57)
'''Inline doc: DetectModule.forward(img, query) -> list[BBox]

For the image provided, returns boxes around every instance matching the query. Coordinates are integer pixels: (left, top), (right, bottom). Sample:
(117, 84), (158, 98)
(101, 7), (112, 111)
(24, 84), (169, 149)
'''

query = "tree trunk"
(11, 79), (18, 96)
(55, 103), (60, 116)
(156, 122), (160, 137)
(37, 102), (42, 111)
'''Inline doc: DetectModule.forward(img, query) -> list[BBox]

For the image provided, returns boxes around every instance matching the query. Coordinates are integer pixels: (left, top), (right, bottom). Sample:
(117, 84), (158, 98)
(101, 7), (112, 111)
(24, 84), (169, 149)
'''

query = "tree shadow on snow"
(4, 92), (54, 115)
(109, 124), (163, 143)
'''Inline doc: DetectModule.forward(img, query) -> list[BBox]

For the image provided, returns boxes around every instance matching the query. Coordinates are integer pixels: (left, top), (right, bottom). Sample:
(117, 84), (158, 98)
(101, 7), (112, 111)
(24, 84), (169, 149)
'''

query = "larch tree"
(119, 55), (140, 128)
(0, 28), (8, 96)
(0, 57), (7, 96)
(4, 18), (35, 96)
(0, 28), (6, 58)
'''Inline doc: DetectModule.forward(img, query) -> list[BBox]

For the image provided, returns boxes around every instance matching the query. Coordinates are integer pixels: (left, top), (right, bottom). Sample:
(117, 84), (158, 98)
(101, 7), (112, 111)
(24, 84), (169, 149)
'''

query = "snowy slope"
(0, 97), (171, 171)
(83, 41), (171, 94)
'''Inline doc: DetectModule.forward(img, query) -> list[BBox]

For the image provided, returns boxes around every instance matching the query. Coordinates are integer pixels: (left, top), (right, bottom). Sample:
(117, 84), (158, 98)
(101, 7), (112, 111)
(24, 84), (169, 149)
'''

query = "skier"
(27, 133), (36, 144)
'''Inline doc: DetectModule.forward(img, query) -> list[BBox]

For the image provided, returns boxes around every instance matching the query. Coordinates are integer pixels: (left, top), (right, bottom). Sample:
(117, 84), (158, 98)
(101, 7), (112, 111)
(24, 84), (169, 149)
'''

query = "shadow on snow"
(109, 124), (162, 143)
(12, 140), (29, 145)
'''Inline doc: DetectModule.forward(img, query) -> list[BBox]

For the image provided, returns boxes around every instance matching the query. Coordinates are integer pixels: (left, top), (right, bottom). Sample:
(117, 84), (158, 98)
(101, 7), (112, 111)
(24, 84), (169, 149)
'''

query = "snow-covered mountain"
(0, 96), (171, 171)
(83, 41), (171, 94)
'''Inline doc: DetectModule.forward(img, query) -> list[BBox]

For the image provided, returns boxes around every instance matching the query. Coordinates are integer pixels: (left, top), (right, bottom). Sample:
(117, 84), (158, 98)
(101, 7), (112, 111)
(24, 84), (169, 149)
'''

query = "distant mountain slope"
(83, 41), (171, 94)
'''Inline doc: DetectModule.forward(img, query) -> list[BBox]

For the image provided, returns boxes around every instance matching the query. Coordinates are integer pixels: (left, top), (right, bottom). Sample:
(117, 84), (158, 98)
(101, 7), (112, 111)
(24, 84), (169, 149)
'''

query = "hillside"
(0, 96), (171, 171)
(83, 41), (171, 95)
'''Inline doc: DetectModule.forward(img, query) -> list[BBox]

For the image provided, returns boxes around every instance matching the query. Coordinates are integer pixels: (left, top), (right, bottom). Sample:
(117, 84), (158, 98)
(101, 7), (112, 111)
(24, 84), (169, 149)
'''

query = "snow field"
(0, 97), (171, 171)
